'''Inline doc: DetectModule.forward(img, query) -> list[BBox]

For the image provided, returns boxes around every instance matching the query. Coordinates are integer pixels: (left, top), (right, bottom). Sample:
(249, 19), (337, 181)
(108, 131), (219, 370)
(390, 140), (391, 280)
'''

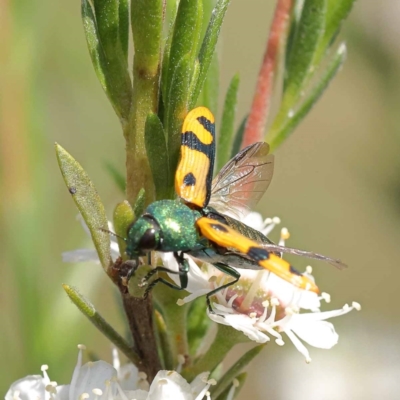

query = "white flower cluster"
(5, 346), (215, 400)
(63, 212), (360, 363)
(162, 212), (361, 363)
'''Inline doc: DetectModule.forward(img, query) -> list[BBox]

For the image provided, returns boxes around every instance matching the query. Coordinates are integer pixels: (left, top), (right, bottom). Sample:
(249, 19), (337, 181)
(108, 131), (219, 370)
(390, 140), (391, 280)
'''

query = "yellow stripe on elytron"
(182, 107), (215, 145)
(196, 217), (319, 293)
(175, 148), (210, 207)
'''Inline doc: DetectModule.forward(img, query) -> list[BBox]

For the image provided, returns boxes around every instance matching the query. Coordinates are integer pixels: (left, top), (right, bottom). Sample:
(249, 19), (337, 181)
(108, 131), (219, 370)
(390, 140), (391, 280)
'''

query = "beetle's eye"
(139, 228), (157, 250)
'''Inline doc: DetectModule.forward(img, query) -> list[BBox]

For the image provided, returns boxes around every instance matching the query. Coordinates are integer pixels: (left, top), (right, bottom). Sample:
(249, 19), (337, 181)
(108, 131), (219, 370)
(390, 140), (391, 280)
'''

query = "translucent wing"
(209, 142), (274, 219)
(258, 243), (348, 270)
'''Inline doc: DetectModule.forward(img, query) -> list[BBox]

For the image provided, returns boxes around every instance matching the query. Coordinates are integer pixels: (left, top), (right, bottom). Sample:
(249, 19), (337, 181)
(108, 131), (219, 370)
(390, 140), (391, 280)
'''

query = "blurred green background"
(1, 1), (400, 399)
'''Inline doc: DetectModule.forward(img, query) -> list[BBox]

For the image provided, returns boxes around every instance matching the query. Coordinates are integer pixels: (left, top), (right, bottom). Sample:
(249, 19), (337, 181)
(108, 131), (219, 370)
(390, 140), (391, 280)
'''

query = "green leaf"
(113, 200), (134, 259)
(217, 73), (239, 171)
(183, 324), (249, 382)
(191, 0), (231, 105)
(285, 0), (304, 63)
(55, 143), (112, 272)
(127, 0), (164, 205)
(131, 0), (163, 74)
(145, 113), (173, 200)
(119, 0), (129, 61)
(93, 0), (120, 57)
(163, 0), (203, 107)
(210, 345), (264, 399)
(215, 372), (247, 400)
(188, 59), (201, 109)
(187, 296), (211, 357)
(283, 0), (326, 107)
(104, 161), (125, 192)
(63, 284), (140, 365)
(166, 54), (193, 174)
(161, 9), (178, 106)
(81, 0), (107, 100)
(154, 310), (172, 370)
(267, 43), (346, 151)
(192, 51), (219, 112)
(230, 115), (247, 158)
(82, 0), (132, 121)
(133, 187), (146, 217)
(311, 0), (356, 68)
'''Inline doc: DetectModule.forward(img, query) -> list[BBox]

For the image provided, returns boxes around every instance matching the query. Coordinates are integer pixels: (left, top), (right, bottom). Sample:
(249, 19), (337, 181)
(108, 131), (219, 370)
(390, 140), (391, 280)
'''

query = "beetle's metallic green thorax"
(126, 200), (203, 257)
(147, 200), (202, 252)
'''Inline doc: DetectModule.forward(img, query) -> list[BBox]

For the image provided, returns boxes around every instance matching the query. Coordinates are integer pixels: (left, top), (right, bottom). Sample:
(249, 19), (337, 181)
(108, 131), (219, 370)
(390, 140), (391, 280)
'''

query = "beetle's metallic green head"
(126, 216), (161, 259)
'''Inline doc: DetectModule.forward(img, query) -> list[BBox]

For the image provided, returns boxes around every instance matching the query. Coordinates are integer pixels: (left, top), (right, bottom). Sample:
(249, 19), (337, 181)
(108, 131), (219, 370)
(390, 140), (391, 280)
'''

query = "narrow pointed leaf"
(163, 0), (203, 107)
(119, 0), (129, 61)
(81, 0), (107, 96)
(93, 0), (120, 57)
(183, 324), (249, 381)
(188, 59), (201, 109)
(113, 200), (134, 259)
(145, 113), (173, 200)
(63, 284), (140, 365)
(127, 0), (163, 205)
(166, 54), (193, 174)
(192, 51), (219, 111)
(313, 0), (356, 64)
(56, 144), (112, 272)
(154, 310), (173, 369)
(82, 0), (132, 121)
(133, 187), (146, 217)
(104, 161), (125, 192)
(210, 345), (264, 398)
(283, 0), (326, 106)
(215, 372), (247, 400)
(217, 73), (239, 171)
(161, 8), (178, 105)
(230, 115), (247, 157)
(187, 297), (211, 357)
(131, 0), (163, 73)
(191, 0), (231, 105)
(267, 43), (346, 150)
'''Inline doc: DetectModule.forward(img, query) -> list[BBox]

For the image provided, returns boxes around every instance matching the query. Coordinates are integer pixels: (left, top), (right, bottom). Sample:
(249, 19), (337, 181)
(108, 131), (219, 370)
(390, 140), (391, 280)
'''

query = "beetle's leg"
(143, 252), (190, 297)
(206, 263), (240, 315)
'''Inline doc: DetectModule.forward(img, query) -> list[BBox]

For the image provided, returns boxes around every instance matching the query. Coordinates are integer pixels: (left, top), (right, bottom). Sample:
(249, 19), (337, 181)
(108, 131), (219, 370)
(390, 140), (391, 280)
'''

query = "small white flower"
(62, 217), (120, 263)
(164, 212), (361, 362)
(5, 345), (213, 400)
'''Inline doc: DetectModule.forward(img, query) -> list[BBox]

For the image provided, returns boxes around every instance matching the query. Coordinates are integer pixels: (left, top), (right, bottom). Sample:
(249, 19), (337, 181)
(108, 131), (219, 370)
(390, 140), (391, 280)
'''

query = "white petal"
(189, 373), (210, 398)
(289, 318), (339, 349)
(62, 249), (100, 263)
(123, 389), (149, 400)
(5, 375), (46, 400)
(55, 385), (70, 400)
(147, 371), (192, 400)
(117, 363), (139, 390)
(159, 253), (210, 294)
(70, 361), (117, 399)
(208, 308), (270, 343)
(241, 212), (264, 231)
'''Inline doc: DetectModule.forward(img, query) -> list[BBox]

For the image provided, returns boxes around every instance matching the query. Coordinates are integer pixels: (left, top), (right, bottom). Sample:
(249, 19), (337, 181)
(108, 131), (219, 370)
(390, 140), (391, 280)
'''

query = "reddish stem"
(241, 0), (293, 148)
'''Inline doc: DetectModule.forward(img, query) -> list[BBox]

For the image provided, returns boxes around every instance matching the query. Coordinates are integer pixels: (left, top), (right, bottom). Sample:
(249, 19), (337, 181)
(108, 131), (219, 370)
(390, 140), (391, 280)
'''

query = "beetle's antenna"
(99, 227), (127, 242)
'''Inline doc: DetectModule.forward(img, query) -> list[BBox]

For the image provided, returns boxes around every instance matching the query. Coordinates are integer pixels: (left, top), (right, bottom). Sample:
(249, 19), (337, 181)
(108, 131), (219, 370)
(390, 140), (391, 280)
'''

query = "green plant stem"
(127, 0), (163, 206)
(183, 324), (248, 381)
(210, 345), (264, 398)
(153, 279), (190, 368)
(125, 73), (158, 206)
